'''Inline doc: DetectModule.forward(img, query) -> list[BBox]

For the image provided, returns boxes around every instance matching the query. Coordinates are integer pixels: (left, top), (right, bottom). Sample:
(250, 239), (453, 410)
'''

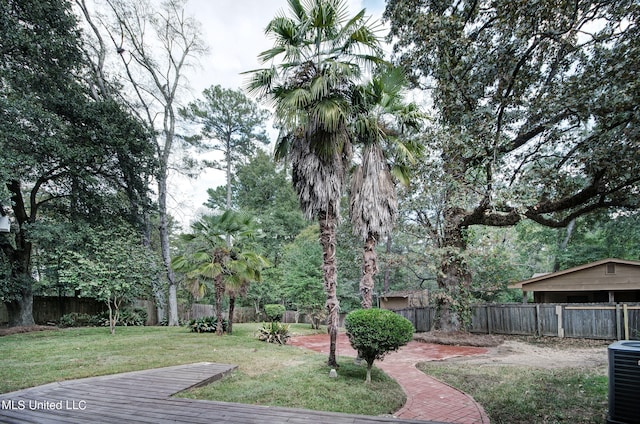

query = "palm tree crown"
(348, 66), (425, 308)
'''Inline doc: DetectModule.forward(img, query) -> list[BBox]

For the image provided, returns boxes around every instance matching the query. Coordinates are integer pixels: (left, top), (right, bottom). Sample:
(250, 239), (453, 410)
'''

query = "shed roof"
(381, 290), (427, 298)
(509, 258), (640, 291)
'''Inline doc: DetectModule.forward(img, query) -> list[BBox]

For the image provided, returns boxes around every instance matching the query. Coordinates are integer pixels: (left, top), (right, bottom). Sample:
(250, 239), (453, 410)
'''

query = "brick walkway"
(289, 334), (491, 424)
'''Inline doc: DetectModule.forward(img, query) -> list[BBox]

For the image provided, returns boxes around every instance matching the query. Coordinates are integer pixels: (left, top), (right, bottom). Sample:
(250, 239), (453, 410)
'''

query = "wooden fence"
(395, 303), (640, 340)
(0, 296), (107, 325)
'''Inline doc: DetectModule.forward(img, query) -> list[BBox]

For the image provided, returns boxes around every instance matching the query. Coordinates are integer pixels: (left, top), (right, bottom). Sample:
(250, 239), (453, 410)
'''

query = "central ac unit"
(608, 340), (640, 424)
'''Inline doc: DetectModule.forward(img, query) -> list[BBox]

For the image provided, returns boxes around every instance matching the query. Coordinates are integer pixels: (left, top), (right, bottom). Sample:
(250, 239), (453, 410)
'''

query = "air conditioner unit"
(608, 340), (640, 424)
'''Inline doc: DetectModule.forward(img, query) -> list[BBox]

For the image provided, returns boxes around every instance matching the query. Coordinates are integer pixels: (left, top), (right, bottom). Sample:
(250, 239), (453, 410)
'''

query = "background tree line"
(2, 0), (639, 338)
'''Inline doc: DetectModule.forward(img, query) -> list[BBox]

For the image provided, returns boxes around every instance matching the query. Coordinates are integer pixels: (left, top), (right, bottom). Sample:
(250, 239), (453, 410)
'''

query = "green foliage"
(188, 316), (229, 334)
(256, 321), (290, 345)
(181, 84), (270, 177)
(93, 307), (148, 327)
(280, 226), (325, 314)
(57, 307), (148, 328)
(345, 308), (414, 382)
(0, 0), (154, 326)
(58, 228), (153, 334)
(555, 212), (640, 270)
(263, 304), (285, 322)
(58, 313), (95, 328)
(172, 210), (270, 335)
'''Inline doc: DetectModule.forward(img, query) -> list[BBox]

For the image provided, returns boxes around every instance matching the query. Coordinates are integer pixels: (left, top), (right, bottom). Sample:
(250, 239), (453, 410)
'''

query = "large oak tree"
(385, 0), (640, 330)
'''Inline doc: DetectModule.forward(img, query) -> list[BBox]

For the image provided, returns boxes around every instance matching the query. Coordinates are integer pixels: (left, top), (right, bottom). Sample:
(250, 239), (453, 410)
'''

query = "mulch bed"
(414, 331), (612, 349)
(414, 331), (504, 347)
(0, 325), (58, 337)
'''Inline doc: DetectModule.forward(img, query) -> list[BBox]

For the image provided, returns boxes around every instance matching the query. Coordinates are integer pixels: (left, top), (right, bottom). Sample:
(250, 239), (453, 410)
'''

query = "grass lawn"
(417, 361), (608, 424)
(0, 324), (405, 416)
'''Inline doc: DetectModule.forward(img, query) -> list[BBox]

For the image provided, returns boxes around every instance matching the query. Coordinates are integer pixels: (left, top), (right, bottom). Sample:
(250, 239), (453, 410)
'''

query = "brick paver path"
(289, 333), (491, 424)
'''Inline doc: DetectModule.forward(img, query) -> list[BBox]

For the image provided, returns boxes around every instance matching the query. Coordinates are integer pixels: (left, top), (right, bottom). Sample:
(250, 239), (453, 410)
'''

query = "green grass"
(180, 356), (404, 415)
(0, 324), (404, 417)
(417, 362), (608, 424)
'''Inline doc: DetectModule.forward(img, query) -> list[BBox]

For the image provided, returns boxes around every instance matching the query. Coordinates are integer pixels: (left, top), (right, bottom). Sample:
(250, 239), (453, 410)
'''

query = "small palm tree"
(246, 0), (382, 367)
(349, 66), (424, 309)
(172, 211), (269, 335)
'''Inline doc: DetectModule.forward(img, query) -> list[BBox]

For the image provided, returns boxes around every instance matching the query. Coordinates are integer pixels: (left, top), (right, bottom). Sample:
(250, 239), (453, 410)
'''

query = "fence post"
(615, 303), (622, 340)
(623, 303), (629, 340)
(486, 305), (492, 334)
(535, 304), (542, 337)
(556, 305), (565, 338)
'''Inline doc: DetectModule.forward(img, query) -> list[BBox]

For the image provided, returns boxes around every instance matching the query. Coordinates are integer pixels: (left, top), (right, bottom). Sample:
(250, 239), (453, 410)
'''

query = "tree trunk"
(228, 295), (235, 335)
(3, 180), (35, 327)
(143, 212), (166, 324)
(319, 209), (339, 367)
(5, 288), (34, 327)
(108, 302), (116, 335)
(215, 275), (225, 336)
(365, 361), (373, 384)
(434, 211), (472, 332)
(383, 235), (392, 294)
(360, 233), (378, 309)
(158, 175), (179, 326)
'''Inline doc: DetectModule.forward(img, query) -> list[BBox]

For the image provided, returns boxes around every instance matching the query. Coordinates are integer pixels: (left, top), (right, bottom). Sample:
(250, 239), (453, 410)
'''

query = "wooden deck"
(0, 362), (439, 424)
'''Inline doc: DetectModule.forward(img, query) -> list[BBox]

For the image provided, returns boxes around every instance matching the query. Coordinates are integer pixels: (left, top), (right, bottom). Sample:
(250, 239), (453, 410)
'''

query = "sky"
(169, 0), (388, 228)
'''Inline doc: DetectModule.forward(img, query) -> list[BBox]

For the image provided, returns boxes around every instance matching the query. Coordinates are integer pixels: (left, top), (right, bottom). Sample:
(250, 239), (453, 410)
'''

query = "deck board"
(0, 362), (440, 424)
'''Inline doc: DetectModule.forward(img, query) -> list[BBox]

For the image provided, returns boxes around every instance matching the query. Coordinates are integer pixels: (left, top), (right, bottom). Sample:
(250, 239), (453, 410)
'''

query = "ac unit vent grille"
(608, 341), (640, 424)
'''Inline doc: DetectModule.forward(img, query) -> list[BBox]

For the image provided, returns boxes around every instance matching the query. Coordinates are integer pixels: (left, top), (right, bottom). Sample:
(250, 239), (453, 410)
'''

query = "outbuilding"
(510, 258), (640, 303)
(379, 290), (429, 310)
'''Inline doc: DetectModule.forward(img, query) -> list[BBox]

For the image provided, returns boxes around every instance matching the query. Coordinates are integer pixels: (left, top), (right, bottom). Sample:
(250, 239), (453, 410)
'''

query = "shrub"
(58, 312), (93, 328)
(119, 307), (148, 326)
(91, 307), (148, 327)
(188, 316), (229, 333)
(345, 308), (415, 383)
(256, 321), (290, 344)
(264, 304), (286, 322)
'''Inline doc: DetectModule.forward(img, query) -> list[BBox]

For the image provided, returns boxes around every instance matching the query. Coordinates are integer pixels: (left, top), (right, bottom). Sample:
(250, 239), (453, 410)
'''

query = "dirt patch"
(0, 325), (58, 337)
(422, 333), (611, 369)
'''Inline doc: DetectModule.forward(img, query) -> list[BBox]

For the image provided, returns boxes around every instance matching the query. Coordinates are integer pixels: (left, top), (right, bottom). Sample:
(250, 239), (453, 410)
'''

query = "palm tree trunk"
(319, 209), (339, 367)
(215, 275), (225, 336)
(383, 235), (392, 294)
(228, 295), (235, 335)
(360, 233), (378, 309)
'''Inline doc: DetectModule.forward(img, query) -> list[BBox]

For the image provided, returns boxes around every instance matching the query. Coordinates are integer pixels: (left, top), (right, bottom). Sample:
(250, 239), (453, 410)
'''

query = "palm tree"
(171, 211), (269, 335)
(349, 66), (424, 309)
(246, 0), (382, 366)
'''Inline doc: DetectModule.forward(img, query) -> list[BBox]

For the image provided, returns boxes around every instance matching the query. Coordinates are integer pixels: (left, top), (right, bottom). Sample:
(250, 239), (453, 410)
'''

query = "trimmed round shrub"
(264, 304), (286, 322)
(345, 308), (415, 383)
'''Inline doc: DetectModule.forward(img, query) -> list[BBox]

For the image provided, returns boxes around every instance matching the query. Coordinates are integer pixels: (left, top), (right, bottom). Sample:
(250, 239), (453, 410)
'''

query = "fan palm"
(349, 66), (424, 309)
(171, 211), (269, 335)
(246, 0), (382, 366)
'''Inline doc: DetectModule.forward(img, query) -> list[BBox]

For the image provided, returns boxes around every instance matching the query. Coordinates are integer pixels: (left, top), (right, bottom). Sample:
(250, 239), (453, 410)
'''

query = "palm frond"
(283, 87), (312, 110)
(311, 97), (347, 133)
(274, 131), (293, 161)
(349, 144), (397, 241)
